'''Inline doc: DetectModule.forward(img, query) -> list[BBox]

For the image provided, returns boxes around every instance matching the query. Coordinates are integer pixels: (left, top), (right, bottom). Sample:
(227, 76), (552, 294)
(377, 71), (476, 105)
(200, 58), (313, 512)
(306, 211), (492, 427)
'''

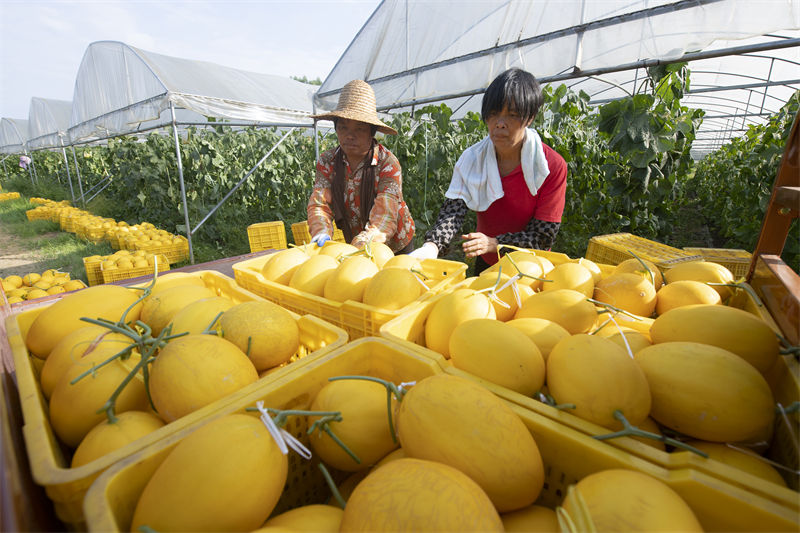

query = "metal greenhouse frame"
(316, 0), (800, 159)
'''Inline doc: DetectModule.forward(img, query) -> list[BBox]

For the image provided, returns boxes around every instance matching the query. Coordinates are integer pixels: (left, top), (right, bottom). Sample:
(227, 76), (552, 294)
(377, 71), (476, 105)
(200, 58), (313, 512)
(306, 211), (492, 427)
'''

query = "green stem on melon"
(536, 392), (576, 411)
(69, 344), (136, 385)
(79, 316), (140, 341)
(327, 375), (407, 444)
(317, 462), (347, 510)
(244, 407), (342, 428)
(776, 401), (800, 415)
(593, 410), (709, 458)
(95, 334), (163, 424)
(307, 414), (362, 465)
(710, 281), (762, 306)
(201, 311), (225, 335)
(586, 298), (642, 321)
(625, 249), (656, 288)
(503, 253), (549, 283)
(137, 526), (159, 533)
(774, 331), (796, 351)
(409, 267), (430, 280)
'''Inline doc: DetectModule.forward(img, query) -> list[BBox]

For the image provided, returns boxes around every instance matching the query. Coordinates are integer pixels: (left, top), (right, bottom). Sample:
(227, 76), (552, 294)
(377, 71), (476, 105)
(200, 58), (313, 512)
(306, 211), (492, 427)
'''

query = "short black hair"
(481, 68), (543, 124)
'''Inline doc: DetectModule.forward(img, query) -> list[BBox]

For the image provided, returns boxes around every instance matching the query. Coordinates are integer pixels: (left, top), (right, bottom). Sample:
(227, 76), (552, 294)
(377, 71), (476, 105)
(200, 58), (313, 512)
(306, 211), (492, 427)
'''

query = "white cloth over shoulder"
(445, 128), (550, 212)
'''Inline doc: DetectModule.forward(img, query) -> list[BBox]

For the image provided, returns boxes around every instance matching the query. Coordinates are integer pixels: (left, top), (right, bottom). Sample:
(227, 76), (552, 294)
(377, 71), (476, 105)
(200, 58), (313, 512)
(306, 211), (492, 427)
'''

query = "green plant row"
(1, 66), (797, 271)
(693, 92), (799, 270)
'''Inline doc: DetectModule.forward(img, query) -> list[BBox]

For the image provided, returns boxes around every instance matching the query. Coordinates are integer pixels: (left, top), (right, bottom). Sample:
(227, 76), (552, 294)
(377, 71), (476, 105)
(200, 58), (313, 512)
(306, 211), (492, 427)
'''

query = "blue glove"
(311, 232), (331, 247)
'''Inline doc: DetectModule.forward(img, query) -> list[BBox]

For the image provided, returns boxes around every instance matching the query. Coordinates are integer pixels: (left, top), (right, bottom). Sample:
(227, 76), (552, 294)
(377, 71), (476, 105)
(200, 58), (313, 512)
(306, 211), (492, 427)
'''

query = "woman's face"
(336, 118), (373, 163)
(486, 105), (533, 157)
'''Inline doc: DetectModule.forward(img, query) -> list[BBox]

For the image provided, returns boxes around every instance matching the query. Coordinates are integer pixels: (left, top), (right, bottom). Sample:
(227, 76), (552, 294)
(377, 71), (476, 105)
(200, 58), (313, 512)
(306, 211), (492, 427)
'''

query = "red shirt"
(476, 143), (567, 264)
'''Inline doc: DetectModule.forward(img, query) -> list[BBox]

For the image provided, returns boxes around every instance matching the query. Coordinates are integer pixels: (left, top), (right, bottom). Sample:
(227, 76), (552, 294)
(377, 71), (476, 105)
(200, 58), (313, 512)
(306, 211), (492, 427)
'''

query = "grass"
(0, 198), (113, 284)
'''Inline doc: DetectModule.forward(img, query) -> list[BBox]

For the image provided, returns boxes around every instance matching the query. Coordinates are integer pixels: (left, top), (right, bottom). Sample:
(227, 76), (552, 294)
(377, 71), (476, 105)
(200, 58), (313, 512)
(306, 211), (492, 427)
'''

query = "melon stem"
(307, 414), (362, 464)
(625, 249), (656, 287)
(95, 328), (166, 424)
(317, 463), (347, 509)
(594, 410), (708, 458)
(537, 392), (576, 411)
(201, 311), (225, 334)
(328, 375), (406, 444)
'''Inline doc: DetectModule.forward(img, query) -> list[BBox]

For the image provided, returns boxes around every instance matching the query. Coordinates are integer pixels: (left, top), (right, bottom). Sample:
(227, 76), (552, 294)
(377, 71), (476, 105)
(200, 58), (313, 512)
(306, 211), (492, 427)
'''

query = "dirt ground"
(0, 222), (55, 278)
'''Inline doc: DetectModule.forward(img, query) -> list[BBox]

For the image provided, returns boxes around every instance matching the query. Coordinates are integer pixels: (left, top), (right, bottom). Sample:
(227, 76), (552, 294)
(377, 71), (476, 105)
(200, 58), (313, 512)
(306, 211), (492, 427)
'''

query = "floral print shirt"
(307, 143), (415, 252)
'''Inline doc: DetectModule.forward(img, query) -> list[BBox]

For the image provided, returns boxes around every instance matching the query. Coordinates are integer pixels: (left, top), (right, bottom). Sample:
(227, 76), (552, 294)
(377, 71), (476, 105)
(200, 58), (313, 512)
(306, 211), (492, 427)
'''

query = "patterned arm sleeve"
(355, 159), (404, 246)
(306, 159), (335, 237)
(495, 218), (561, 253)
(424, 198), (469, 255)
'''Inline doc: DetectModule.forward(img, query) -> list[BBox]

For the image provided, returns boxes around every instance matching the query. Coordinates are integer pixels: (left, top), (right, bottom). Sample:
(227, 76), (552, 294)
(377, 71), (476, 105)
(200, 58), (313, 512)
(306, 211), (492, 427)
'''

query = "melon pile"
(257, 241), (433, 309)
(415, 249), (788, 489)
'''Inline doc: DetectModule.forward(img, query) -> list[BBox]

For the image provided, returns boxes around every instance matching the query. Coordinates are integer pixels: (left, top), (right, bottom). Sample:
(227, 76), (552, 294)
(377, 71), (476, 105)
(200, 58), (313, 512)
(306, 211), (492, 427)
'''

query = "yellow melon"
(561, 469), (702, 531)
(613, 257), (664, 290)
(324, 255), (379, 303)
(363, 267), (425, 310)
(288, 254), (339, 296)
(424, 289), (496, 358)
(340, 458), (503, 532)
(663, 261), (735, 299)
(650, 304), (779, 373)
(547, 334), (651, 429)
(449, 318), (545, 396)
(542, 262), (594, 297)
(655, 280), (721, 315)
(593, 273), (657, 317)
(515, 289), (597, 335)
(131, 414), (287, 532)
(634, 342), (775, 442)
(396, 374), (544, 512)
(506, 317), (571, 362)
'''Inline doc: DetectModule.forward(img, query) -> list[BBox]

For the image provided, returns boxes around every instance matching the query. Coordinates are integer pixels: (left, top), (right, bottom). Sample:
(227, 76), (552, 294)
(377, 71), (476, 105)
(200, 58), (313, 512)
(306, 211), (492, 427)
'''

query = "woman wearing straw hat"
(409, 68), (567, 274)
(307, 80), (415, 253)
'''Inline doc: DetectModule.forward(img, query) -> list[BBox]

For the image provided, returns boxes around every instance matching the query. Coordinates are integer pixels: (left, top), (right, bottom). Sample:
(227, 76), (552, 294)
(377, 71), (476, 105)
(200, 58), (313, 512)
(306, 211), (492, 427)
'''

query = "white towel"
(445, 128), (550, 212)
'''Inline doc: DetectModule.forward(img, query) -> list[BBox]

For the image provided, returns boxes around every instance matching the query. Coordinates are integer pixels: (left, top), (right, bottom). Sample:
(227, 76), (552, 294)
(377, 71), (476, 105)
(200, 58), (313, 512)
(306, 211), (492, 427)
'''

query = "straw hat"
(312, 80), (397, 135)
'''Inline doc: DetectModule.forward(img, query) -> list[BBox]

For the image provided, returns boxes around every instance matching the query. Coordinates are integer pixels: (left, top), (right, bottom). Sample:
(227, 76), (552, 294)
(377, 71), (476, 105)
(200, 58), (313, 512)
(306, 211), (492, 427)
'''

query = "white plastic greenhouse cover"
(68, 41), (319, 143)
(0, 118), (29, 155)
(318, 0), (800, 158)
(27, 97), (72, 150)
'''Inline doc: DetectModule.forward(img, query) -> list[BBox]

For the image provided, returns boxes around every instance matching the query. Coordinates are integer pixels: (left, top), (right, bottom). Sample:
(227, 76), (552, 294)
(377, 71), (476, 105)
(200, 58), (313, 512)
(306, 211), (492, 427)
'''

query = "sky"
(0, 0), (382, 119)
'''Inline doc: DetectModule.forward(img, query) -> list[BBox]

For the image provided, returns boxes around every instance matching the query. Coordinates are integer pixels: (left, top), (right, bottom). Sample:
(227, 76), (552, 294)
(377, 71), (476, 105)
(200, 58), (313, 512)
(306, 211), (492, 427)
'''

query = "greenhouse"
(0, 1), (798, 531)
(317, 0), (799, 158)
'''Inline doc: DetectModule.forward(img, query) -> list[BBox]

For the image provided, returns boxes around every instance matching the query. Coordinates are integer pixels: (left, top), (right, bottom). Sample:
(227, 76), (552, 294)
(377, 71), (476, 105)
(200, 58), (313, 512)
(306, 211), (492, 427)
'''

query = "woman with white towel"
(409, 68), (568, 274)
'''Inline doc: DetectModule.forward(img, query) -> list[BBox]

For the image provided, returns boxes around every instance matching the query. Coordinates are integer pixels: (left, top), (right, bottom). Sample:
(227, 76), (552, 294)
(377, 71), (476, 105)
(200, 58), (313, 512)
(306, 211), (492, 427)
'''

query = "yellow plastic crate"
(25, 208), (51, 221)
(84, 343), (798, 533)
(83, 336), (445, 532)
(82, 256), (104, 287)
(100, 255), (171, 284)
(683, 247), (752, 278)
(247, 221), (288, 253)
(232, 254), (467, 339)
(133, 236), (189, 264)
(4, 271), (347, 529)
(84, 227), (107, 243)
(290, 220), (345, 245)
(380, 283), (800, 508)
(586, 232), (704, 270)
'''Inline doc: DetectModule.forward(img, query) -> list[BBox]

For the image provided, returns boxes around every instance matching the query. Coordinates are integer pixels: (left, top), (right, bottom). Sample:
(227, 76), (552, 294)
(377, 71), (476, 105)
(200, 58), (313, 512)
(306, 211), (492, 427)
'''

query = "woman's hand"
(461, 233), (498, 258)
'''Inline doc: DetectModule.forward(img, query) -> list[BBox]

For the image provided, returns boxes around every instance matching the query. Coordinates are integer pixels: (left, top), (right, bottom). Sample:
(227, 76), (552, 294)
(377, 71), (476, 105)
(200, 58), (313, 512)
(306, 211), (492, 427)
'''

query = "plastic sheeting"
(27, 97), (72, 150)
(0, 118), (29, 155)
(318, 0), (800, 157)
(68, 41), (319, 143)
